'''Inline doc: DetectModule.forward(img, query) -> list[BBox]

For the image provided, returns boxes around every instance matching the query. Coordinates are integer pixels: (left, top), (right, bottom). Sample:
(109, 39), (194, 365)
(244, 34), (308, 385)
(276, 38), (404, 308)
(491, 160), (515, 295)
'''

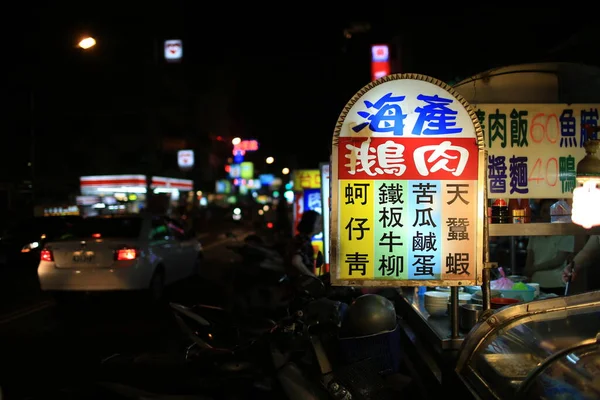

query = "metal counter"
(395, 288), (472, 398)
(397, 289), (464, 351)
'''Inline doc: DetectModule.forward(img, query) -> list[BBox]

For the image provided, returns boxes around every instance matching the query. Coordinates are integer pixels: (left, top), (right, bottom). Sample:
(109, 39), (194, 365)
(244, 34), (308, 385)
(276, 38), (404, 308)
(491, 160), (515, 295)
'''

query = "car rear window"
(56, 217), (143, 240)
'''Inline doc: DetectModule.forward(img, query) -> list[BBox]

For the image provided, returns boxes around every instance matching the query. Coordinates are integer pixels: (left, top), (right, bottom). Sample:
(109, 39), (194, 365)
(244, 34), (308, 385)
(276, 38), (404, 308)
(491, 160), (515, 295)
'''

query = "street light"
(78, 36), (97, 50)
(282, 167), (290, 175)
(266, 157), (274, 164)
(232, 137), (241, 145)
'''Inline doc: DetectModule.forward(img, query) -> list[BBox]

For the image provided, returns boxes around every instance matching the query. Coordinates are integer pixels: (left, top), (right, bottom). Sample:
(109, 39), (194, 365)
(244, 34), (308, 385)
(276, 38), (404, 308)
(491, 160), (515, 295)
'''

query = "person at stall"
(285, 210), (321, 279)
(525, 199), (575, 295)
(275, 197), (293, 240)
(563, 235), (600, 292)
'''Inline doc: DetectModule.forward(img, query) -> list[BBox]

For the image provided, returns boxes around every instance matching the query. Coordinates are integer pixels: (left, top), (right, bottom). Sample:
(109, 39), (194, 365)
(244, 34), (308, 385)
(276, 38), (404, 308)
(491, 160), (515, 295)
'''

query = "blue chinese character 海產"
(509, 156), (528, 195)
(352, 92), (407, 135)
(559, 109), (577, 148)
(581, 108), (599, 146)
(412, 94), (463, 135)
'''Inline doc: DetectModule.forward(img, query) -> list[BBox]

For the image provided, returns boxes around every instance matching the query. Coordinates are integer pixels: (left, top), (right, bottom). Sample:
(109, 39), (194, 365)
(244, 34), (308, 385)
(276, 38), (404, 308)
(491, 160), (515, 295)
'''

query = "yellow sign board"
(292, 169), (321, 190)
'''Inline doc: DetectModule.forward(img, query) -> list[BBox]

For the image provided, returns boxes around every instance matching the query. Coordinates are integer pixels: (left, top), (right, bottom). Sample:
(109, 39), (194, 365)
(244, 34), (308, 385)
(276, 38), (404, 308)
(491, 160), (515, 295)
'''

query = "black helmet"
(340, 294), (397, 338)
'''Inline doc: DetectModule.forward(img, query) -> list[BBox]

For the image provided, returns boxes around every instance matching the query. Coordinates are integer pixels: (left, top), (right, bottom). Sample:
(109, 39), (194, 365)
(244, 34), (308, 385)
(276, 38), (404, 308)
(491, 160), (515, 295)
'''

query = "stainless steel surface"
(451, 287), (459, 339)
(459, 304), (482, 332)
(455, 290), (600, 400)
(489, 222), (600, 237)
(481, 353), (540, 380)
(399, 289), (464, 351)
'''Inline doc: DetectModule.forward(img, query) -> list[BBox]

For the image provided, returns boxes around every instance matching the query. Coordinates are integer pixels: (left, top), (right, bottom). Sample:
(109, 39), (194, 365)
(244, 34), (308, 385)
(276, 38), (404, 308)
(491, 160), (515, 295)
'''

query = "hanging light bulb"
(572, 133), (600, 229)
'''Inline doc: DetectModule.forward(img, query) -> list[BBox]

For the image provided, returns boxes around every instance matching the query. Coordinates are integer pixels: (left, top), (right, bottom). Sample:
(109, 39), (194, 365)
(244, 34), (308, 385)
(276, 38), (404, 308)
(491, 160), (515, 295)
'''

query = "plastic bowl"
(491, 297), (520, 309)
(499, 286), (535, 302)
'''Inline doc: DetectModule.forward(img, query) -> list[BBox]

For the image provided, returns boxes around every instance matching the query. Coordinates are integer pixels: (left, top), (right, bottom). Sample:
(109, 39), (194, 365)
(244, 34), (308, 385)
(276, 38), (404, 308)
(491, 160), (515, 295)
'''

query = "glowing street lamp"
(232, 137), (241, 145)
(282, 167), (290, 175)
(78, 36), (96, 50)
(266, 157), (275, 164)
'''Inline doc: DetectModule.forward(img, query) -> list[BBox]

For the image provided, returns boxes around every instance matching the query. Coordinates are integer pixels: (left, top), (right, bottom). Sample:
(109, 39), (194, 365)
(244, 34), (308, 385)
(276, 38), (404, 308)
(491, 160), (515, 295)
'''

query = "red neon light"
(371, 61), (390, 81)
(233, 140), (259, 152)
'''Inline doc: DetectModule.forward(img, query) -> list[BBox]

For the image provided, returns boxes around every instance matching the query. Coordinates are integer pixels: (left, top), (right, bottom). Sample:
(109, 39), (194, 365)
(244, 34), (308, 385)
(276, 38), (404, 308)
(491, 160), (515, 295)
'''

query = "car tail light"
(116, 248), (137, 261)
(40, 249), (53, 262)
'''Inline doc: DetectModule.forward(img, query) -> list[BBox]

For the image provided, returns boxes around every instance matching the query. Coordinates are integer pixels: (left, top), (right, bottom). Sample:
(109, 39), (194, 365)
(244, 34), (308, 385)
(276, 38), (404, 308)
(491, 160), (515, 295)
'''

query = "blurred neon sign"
(233, 140), (259, 154)
(371, 44), (390, 81)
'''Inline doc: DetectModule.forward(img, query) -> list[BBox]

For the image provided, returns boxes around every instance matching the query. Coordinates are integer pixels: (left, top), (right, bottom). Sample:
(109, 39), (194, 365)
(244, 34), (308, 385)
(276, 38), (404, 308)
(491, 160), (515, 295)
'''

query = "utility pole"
(29, 89), (35, 212)
(144, 38), (161, 212)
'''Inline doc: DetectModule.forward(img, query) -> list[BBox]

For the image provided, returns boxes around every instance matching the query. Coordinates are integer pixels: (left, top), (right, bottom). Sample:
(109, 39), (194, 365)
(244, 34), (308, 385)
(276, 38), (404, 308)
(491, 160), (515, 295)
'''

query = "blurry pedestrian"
(275, 198), (292, 240)
(286, 210), (321, 278)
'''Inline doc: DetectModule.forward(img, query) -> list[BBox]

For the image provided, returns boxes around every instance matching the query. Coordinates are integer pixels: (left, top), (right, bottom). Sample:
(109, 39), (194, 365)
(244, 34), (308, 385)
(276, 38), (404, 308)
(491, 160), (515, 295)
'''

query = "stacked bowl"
(446, 293), (473, 315)
(424, 291), (451, 317)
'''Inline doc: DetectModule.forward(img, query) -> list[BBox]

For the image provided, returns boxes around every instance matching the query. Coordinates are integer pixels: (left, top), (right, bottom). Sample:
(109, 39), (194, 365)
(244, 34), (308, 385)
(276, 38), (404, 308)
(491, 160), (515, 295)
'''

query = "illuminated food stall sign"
(330, 74), (485, 287)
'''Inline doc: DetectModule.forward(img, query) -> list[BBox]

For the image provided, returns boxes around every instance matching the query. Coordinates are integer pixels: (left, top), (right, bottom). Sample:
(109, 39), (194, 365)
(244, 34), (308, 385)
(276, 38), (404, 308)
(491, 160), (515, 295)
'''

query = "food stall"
(328, 65), (600, 399)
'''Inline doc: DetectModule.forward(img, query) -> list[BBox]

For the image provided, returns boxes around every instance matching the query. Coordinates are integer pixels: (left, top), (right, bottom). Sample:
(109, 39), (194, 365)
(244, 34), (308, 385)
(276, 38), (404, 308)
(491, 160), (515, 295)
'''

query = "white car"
(38, 214), (203, 300)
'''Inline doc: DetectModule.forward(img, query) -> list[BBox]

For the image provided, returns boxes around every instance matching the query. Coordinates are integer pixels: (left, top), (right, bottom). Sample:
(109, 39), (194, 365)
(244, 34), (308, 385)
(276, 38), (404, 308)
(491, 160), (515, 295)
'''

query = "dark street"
(0, 224), (253, 399)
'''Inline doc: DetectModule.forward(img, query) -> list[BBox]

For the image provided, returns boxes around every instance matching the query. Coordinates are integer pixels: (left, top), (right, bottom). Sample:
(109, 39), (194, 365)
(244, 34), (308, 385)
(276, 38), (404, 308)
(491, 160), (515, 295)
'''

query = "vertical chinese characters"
(409, 182), (441, 279)
(340, 181), (374, 278)
(443, 183), (473, 279)
(375, 182), (407, 279)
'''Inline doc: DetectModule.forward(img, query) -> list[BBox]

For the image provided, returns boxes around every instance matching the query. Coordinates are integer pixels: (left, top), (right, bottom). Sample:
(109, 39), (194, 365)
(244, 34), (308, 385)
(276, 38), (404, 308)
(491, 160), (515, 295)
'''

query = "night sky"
(2, 4), (594, 194)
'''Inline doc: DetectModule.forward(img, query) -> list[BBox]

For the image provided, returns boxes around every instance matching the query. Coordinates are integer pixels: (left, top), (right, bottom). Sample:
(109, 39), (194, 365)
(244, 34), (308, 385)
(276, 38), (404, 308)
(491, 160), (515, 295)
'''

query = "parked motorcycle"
(171, 291), (407, 400)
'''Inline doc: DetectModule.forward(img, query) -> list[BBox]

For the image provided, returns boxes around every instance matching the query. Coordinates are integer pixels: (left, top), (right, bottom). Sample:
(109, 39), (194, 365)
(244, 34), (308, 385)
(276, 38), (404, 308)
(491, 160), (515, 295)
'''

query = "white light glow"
(572, 180), (600, 229)
(284, 190), (294, 203)
(266, 157), (274, 164)
(78, 37), (96, 49)
(232, 137), (241, 145)
(282, 167), (290, 175)
(96, 187), (147, 194)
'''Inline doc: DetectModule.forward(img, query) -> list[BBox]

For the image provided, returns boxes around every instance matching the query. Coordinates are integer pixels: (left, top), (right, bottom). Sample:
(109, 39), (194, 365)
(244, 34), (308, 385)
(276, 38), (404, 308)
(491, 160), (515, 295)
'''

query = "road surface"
(0, 224), (254, 399)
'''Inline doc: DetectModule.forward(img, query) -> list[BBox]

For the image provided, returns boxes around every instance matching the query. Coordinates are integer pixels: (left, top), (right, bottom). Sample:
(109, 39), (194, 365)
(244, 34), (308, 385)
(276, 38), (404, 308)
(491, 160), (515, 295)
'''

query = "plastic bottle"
(491, 199), (510, 224)
(550, 200), (572, 223)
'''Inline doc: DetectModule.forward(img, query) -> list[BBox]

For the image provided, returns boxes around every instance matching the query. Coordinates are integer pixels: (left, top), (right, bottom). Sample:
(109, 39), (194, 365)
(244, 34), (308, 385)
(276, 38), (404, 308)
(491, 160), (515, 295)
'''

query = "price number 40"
(528, 157), (558, 187)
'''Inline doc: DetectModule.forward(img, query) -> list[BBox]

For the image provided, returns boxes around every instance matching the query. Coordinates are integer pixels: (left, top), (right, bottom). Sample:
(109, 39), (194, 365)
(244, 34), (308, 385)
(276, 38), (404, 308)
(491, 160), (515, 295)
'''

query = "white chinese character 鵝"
(375, 140), (407, 176)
